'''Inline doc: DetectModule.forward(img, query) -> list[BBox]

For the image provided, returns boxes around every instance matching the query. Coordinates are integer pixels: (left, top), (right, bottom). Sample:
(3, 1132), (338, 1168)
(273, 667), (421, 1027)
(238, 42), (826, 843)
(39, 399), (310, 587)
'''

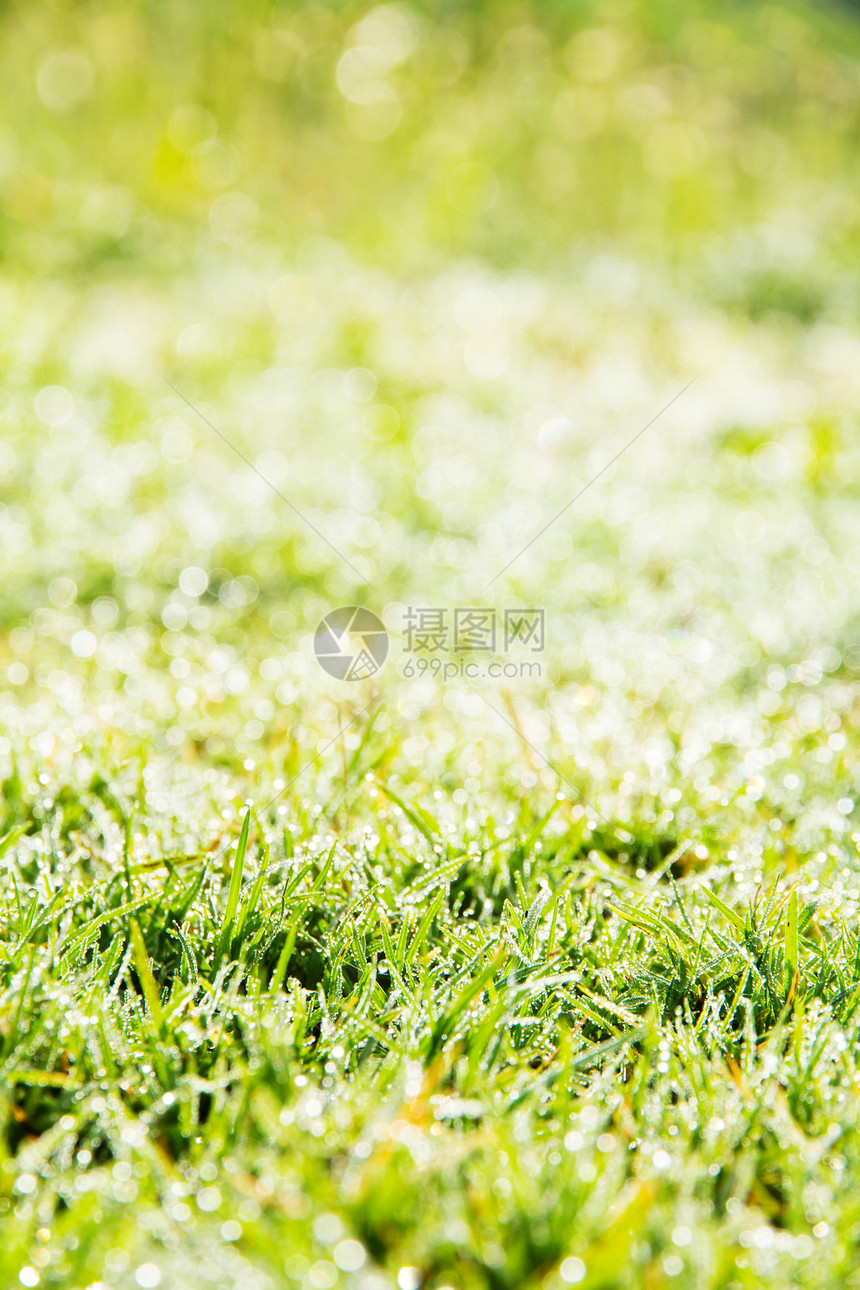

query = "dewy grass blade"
(505, 1027), (648, 1111)
(233, 826), (269, 949)
(1, 944), (37, 1060)
(405, 889), (445, 968)
(0, 823), (30, 860)
(606, 899), (698, 949)
(129, 918), (164, 1033)
(785, 888), (799, 993)
(170, 921), (200, 987)
(269, 909), (303, 993)
(372, 777), (440, 846)
(216, 809), (251, 967)
(59, 893), (154, 964)
(701, 886), (747, 934)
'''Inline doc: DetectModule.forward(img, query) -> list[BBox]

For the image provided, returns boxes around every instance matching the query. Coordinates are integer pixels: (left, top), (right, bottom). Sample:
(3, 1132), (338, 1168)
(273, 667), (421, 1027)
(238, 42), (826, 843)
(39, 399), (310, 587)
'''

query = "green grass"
(4, 784), (860, 1289)
(4, 0), (860, 1286)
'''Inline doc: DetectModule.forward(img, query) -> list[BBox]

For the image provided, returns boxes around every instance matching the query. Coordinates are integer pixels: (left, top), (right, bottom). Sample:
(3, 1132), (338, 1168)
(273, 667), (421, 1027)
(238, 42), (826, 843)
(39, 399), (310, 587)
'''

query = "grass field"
(3, 1), (860, 1287)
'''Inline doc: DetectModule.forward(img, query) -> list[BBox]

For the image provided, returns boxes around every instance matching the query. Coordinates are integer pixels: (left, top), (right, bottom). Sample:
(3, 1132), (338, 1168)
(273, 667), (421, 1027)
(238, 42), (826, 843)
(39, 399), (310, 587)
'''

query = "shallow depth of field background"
(4, 0), (860, 799)
(3, 2), (860, 1289)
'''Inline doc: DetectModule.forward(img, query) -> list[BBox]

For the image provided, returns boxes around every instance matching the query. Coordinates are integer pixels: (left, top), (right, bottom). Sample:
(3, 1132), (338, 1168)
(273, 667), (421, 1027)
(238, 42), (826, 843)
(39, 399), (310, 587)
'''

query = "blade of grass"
(129, 917), (164, 1034)
(702, 886), (747, 933)
(785, 888), (799, 993)
(216, 809), (251, 966)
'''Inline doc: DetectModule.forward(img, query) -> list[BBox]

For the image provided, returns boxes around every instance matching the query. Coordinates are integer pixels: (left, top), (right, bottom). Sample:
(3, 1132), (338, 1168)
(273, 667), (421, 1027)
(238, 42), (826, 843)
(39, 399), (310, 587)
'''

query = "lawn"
(3, 1), (860, 1287)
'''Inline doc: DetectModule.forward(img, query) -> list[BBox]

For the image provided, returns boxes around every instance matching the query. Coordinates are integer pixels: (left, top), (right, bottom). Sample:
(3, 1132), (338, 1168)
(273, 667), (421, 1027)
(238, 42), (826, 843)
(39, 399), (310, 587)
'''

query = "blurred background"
(2, 0), (860, 855)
